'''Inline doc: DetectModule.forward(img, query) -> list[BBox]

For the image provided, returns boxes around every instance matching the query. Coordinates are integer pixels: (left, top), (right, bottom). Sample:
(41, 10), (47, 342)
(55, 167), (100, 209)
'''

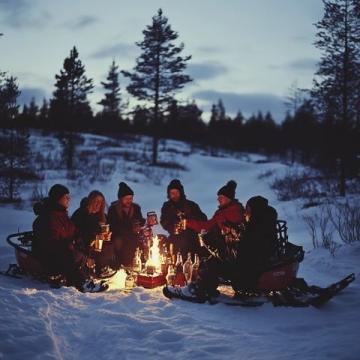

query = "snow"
(1, 131), (359, 360)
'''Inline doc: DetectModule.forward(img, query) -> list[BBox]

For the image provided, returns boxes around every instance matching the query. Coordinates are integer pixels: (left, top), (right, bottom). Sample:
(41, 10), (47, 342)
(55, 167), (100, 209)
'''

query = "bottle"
(191, 253), (200, 282)
(161, 246), (168, 274)
(166, 264), (176, 286)
(125, 273), (135, 289)
(169, 243), (176, 265)
(183, 252), (193, 284)
(132, 247), (142, 273)
(174, 252), (186, 286)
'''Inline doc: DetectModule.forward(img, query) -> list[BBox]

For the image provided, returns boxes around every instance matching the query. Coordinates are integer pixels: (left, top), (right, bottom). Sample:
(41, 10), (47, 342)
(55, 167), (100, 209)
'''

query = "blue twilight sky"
(0, 0), (324, 122)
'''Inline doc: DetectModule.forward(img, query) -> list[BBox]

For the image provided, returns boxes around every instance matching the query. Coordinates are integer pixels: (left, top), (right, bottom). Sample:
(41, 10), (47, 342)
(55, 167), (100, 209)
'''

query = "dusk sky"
(0, 0), (324, 122)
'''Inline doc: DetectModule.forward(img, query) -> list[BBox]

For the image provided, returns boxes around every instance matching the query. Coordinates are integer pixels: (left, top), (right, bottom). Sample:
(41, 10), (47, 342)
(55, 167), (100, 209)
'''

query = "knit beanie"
(167, 179), (185, 198)
(217, 180), (237, 200)
(48, 184), (69, 202)
(118, 182), (134, 199)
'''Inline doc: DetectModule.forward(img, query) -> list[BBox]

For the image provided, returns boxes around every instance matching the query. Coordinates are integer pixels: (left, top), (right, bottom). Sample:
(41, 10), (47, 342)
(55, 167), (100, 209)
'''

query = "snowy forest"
(0, 1), (359, 359)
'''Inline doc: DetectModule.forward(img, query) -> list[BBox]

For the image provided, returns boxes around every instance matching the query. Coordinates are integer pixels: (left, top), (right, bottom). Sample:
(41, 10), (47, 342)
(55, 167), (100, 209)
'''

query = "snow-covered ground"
(0, 132), (359, 360)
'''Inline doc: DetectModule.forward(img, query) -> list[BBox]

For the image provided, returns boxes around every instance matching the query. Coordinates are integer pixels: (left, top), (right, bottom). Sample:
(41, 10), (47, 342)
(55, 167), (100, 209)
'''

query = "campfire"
(137, 234), (166, 288)
(145, 235), (161, 274)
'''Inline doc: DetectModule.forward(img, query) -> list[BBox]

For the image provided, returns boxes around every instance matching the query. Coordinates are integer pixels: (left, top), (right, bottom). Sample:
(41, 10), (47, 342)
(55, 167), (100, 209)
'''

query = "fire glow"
(145, 235), (161, 273)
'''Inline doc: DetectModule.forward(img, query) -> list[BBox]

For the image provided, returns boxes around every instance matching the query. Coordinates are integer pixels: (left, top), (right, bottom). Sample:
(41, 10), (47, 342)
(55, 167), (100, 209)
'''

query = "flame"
(145, 235), (161, 273)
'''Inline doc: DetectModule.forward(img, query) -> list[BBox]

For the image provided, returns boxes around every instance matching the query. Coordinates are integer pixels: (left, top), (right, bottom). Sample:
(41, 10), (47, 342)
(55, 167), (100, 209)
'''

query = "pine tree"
(122, 9), (192, 164)
(50, 46), (94, 169)
(39, 98), (49, 126)
(98, 60), (122, 122)
(0, 74), (31, 202)
(312, 0), (360, 195)
(0, 74), (20, 126)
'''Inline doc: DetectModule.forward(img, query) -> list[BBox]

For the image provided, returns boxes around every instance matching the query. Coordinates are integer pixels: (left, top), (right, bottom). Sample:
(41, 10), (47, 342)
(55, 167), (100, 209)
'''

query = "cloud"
(288, 58), (318, 71)
(18, 87), (48, 106)
(193, 89), (286, 122)
(196, 46), (220, 54)
(66, 15), (99, 30)
(89, 43), (136, 59)
(186, 62), (228, 81)
(269, 58), (318, 72)
(0, 0), (50, 28)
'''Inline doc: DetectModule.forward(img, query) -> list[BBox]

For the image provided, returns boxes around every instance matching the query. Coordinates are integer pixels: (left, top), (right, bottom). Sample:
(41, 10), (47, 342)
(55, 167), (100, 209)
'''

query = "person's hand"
(103, 231), (112, 241)
(86, 257), (95, 269)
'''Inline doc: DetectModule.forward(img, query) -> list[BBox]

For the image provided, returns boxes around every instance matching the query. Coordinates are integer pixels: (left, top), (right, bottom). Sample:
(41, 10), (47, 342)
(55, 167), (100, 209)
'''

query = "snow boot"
(80, 279), (109, 293)
(163, 282), (208, 303)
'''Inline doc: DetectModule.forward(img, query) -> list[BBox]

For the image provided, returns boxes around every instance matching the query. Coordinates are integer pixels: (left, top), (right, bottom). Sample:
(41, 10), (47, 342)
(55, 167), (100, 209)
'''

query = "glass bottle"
(132, 247), (142, 273)
(174, 252), (186, 286)
(191, 253), (200, 282)
(166, 264), (176, 286)
(183, 252), (193, 284)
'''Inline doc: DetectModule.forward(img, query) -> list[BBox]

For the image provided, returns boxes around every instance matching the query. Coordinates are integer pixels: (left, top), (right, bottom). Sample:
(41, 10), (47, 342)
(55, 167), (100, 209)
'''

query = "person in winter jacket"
(71, 190), (115, 273)
(108, 182), (145, 267)
(160, 179), (207, 257)
(186, 180), (245, 241)
(173, 192), (278, 300)
(32, 184), (95, 289)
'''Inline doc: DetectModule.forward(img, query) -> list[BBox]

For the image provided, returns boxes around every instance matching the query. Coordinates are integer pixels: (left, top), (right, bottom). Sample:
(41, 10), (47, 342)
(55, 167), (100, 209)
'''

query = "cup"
(94, 235), (103, 252)
(147, 211), (158, 226)
(180, 218), (187, 230)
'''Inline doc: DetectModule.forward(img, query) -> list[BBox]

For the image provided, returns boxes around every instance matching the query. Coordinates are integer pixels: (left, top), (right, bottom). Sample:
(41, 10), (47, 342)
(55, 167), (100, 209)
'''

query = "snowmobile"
(3, 231), (117, 290)
(163, 220), (355, 307)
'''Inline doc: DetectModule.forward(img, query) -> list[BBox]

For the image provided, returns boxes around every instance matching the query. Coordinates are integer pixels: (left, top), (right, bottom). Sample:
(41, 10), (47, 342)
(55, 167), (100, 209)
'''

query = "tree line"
(0, 2), (359, 201)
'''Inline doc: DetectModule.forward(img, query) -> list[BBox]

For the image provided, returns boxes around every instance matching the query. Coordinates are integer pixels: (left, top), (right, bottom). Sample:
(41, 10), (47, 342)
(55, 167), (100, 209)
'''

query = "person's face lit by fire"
(58, 193), (70, 210)
(169, 189), (181, 203)
(121, 195), (133, 208)
(88, 195), (103, 214)
(217, 194), (231, 207)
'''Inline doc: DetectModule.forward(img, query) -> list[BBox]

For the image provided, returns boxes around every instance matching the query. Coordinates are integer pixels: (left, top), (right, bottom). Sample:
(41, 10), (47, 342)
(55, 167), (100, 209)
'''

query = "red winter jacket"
(33, 199), (86, 274)
(186, 199), (245, 233)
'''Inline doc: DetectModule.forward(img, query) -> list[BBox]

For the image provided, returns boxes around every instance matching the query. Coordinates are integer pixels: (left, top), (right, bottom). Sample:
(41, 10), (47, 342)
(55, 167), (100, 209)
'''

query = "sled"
(5, 231), (117, 287)
(163, 220), (355, 307)
(6, 231), (44, 276)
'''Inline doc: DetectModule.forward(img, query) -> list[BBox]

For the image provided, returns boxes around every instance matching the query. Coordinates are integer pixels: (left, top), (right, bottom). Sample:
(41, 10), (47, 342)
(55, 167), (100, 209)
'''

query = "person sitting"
(32, 184), (107, 292)
(166, 192), (278, 301)
(232, 195), (278, 291)
(71, 190), (115, 275)
(186, 180), (245, 252)
(160, 179), (207, 258)
(108, 182), (145, 268)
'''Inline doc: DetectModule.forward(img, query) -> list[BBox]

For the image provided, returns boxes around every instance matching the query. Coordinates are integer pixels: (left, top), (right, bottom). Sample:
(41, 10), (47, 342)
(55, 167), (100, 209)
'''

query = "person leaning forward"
(108, 182), (145, 268)
(160, 179), (207, 257)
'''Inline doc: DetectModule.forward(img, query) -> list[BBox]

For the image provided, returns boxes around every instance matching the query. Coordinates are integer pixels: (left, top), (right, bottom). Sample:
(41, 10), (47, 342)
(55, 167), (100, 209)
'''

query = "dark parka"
(108, 201), (145, 266)
(235, 196), (278, 286)
(32, 198), (88, 282)
(161, 190), (207, 257)
(71, 200), (115, 270)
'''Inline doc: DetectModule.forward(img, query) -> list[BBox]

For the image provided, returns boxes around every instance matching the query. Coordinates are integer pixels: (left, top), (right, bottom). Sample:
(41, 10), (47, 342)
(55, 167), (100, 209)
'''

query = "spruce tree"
(122, 9), (192, 164)
(98, 60), (122, 123)
(0, 74), (31, 202)
(312, 0), (360, 195)
(50, 46), (94, 169)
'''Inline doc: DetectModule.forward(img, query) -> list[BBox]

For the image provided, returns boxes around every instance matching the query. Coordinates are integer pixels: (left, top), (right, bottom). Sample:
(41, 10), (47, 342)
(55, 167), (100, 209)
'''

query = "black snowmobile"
(163, 220), (355, 307)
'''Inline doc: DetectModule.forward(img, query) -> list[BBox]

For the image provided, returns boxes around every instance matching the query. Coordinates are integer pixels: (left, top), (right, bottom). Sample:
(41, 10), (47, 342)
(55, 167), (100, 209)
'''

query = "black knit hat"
(217, 180), (237, 200)
(48, 184), (69, 202)
(118, 182), (134, 199)
(167, 179), (185, 198)
(246, 196), (268, 213)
